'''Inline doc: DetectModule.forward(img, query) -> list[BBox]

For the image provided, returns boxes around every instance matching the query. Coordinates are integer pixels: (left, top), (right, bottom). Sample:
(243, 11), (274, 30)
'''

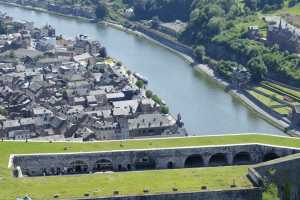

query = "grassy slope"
(1, 134), (300, 199)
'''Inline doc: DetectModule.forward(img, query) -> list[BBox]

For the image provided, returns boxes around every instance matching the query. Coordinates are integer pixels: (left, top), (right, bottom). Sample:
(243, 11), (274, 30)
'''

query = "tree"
(244, 0), (258, 11)
(146, 90), (153, 98)
(0, 21), (6, 35)
(161, 106), (169, 114)
(99, 47), (107, 58)
(194, 45), (205, 62)
(95, 2), (109, 19)
(152, 95), (162, 105)
(247, 56), (267, 81)
(136, 80), (144, 88)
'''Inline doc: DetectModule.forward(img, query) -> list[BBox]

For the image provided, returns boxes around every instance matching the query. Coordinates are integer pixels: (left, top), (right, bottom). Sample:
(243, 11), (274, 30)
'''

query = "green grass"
(276, 2), (300, 16)
(248, 90), (291, 115)
(1, 166), (251, 200)
(2, 134), (300, 199)
(249, 82), (296, 115)
(262, 81), (300, 100)
(253, 86), (285, 101)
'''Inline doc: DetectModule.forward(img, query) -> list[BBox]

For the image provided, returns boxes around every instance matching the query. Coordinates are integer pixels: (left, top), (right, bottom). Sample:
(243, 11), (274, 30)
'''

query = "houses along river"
(0, 3), (283, 135)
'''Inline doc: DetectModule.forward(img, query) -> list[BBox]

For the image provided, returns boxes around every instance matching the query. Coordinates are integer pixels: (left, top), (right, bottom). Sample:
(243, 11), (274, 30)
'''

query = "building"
(267, 18), (300, 53)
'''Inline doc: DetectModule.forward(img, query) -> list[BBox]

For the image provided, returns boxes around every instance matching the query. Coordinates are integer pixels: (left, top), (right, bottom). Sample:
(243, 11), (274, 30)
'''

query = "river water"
(0, 3), (283, 135)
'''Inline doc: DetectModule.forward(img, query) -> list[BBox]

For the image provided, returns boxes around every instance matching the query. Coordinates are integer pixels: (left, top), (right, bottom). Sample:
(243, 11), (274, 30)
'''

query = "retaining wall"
(74, 188), (262, 200)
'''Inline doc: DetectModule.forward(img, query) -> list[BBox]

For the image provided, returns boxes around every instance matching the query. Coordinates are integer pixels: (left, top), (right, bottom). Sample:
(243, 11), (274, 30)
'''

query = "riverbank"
(101, 21), (195, 65)
(104, 21), (297, 135)
(0, 1), (287, 135)
(0, 1), (92, 22)
(193, 65), (297, 136)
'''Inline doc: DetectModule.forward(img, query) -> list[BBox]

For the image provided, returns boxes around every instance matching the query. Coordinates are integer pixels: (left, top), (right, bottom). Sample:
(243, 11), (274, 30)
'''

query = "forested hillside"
(122, 0), (300, 86)
(123, 0), (194, 21)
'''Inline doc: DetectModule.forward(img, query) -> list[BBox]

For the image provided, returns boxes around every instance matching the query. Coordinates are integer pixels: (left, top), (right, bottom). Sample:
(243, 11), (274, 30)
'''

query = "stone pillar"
(227, 154), (234, 165)
(203, 155), (210, 167)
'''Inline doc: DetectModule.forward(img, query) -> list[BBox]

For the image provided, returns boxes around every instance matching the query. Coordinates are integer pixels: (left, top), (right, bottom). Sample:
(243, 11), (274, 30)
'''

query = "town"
(0, 12), (185, 141)
(2, 0), (300, 200)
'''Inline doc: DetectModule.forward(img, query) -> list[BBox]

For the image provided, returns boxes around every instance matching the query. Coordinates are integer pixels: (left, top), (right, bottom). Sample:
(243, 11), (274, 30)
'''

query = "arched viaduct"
(10, 143), (300, 177)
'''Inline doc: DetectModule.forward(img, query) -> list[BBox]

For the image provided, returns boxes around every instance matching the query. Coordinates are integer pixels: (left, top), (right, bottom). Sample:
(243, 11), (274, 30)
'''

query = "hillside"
(121, 0), (300, 87)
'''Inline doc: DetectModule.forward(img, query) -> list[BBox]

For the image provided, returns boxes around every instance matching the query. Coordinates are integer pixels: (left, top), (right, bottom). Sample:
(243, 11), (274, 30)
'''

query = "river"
(0, 3), (283, 135)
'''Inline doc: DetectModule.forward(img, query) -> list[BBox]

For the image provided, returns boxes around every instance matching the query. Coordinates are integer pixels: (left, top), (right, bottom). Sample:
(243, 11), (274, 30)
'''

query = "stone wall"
(249, 153), (300, 200)
(73, 188), (262, 200)
(11, 144), (299, 177)
(134, 24), (195, 60)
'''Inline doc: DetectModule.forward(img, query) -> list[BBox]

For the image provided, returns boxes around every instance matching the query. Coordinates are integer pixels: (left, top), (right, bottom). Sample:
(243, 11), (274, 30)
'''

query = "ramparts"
(11, 143), (299, 177)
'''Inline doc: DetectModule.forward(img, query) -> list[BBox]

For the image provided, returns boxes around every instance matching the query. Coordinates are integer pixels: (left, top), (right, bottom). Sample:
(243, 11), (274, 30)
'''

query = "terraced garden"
(247, 81), (300, 116)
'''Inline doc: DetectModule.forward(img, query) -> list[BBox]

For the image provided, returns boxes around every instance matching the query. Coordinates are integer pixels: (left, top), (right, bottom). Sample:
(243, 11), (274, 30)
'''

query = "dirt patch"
(284, 14), (300, 28)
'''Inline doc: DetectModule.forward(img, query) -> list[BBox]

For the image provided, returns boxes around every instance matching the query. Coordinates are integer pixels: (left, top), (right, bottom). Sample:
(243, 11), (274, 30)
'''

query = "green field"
(248, 90), (291, 115)
(1, 166), (251, 200)
(247, 81), (300, 116)
(2, 134), (300, 199)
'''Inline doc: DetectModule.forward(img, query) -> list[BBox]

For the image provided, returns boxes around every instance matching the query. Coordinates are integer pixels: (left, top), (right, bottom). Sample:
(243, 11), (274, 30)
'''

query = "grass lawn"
(1, 166), (251, 200)
(248, 90), (291, 115)
(276, 2), (300, 16)
(253, 86), (285, 101)
(2, 134), (300, 199)
(262, 81), (300, 100)
(249, 82), (295, 115)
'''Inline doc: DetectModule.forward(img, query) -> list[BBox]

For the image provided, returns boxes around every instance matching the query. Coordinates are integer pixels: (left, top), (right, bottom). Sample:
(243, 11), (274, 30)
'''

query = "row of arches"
(184, 152), (280, 168)
(67, 152), (281, 173)
(39, 152), (281, 176)
(66, 157), (157, 174)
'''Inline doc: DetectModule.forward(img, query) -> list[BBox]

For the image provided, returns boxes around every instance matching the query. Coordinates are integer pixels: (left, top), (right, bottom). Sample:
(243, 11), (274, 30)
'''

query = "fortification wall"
(74, 188), (262, 200)
(249, 153), (300, 200)
(11, 144), (299, 177)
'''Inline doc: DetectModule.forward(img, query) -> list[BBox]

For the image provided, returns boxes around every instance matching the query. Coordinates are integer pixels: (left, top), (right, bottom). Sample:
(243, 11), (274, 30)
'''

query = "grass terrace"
(247, 81), (300, 116)
(2, 134), (300, 199)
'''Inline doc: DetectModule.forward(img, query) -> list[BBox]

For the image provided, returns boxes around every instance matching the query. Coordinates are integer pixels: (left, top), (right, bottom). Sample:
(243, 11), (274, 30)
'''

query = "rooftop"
(1, 134), (300, 199)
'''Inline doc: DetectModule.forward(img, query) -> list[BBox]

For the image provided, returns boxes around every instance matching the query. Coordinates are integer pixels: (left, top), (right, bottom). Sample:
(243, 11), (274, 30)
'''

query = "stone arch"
(184, 154), (204, 168)
(209, 153), (228, 166)
(167, 161), (174, 169)
(233, 152), (252, 165)
(135, 156), (156, 170)
(69, 160), (88, 173)
(263, 152), (280, 162)
(95, 159), (113, 171)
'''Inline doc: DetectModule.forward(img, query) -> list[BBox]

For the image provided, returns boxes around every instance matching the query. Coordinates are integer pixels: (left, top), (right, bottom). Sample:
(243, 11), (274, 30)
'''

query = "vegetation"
(146, 90), (153, 98)
(152, 94), (163, 105)
(263, 183), (280, 200)
(0, 21), (6, 34)
(2, 134), (300, 198)
(124, 0), (194, 22)
(0, 107), (7, 116)
(122, 0), (300, 86)
(161, 105), (169, 114)
(95, 2), (109, 19)
(136, 80), (144, 88)
(246, 80), (300, 115)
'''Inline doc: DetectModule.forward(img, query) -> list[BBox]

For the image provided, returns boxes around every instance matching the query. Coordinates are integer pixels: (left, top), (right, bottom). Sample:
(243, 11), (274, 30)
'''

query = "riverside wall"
(134, 24), (196, 60)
